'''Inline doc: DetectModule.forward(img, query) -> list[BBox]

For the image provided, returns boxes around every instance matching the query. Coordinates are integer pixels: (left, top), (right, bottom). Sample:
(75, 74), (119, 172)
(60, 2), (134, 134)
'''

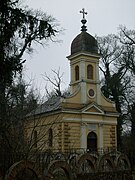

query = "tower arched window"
(87, 64), (93, 79)
(48, 128), (53, 147)
(75, 65), (79, 81)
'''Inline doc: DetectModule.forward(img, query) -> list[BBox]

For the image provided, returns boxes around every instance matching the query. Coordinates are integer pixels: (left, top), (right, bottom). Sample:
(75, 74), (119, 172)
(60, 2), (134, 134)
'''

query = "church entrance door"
(87, 132), (97, 151)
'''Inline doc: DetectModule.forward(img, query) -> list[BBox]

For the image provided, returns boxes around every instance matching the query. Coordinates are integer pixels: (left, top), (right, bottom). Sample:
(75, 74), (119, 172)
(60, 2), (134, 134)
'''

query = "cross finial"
(80, 8), (87, 19)
(80, 8), (88, 31)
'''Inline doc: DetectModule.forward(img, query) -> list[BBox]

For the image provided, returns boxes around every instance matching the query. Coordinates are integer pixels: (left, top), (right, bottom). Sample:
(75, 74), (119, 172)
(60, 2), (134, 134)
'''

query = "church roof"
(27, 96), (62, 117)
(71, 8), (98, 55)
(71, 31), (98, 55)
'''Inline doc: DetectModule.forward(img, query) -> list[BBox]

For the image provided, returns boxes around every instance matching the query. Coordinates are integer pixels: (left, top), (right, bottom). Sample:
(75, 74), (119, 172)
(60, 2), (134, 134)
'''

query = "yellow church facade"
(25, 10), (119, 153)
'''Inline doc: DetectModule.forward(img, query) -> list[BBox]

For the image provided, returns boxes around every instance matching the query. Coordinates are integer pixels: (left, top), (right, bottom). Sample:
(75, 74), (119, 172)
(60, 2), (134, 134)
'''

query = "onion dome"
(71, 9), (98, 55)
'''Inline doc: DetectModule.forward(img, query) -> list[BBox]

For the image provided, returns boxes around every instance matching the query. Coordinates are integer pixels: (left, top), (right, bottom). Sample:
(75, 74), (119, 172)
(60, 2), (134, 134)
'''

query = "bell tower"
(67, 9), (101, 104)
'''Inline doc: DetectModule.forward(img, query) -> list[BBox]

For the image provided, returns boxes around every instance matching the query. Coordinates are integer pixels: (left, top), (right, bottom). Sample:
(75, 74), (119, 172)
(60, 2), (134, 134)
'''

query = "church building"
(26, 9), (119, 152)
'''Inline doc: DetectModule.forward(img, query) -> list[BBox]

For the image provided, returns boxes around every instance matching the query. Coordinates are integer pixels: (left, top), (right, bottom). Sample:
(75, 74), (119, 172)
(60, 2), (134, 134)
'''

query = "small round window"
(88, 89), (95, 98)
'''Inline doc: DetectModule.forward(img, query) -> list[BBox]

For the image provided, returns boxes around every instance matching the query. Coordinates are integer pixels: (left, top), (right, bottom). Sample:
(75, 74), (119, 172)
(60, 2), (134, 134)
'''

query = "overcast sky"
(24, 0), (135, 94)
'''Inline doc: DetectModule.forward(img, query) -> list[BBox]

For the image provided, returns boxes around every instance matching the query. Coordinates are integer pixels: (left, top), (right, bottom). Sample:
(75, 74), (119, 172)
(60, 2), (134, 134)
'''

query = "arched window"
(87, 64), (93, 79)
(75, 65), (79, 81)
(48, 128), (53, 147)
(87, 131), (97, 151)
(34, 130), (37, 148)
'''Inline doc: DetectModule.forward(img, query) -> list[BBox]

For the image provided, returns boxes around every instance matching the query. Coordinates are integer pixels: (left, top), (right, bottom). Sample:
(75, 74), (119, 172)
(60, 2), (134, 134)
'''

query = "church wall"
(25, 112), (82, 152)
(62, 112), (117, 150)
(100, 94), (116, 107)
(62, 122), (80, 151)
(65, 89), (81, 104)
(81, 113), (103, 121)
(81, 123), (116, 150)
(25, 111), (117, 152)
(80, 114), (117, 149)
(62, 113), (81, 151)
(103, 125), (116, 148)
(25, 113), (64, 152)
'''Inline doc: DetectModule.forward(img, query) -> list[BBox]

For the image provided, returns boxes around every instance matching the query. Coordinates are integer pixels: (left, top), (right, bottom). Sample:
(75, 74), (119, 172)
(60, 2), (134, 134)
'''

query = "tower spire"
(80, 8), (88, 31)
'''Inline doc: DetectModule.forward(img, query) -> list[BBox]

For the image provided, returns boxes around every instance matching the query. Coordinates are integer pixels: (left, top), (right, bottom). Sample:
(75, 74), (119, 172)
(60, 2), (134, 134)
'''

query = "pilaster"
(80, 123), (87, 149)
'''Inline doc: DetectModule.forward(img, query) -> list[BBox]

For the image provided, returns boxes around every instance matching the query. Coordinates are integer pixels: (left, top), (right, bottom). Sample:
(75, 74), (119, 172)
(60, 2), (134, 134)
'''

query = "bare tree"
(118, 25), (135, 45)
(43, 68), (65, 98)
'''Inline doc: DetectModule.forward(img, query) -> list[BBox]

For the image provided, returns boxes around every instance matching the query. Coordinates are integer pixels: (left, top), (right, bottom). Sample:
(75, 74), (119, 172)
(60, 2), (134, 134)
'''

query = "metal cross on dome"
(80, 8), (87, 19)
